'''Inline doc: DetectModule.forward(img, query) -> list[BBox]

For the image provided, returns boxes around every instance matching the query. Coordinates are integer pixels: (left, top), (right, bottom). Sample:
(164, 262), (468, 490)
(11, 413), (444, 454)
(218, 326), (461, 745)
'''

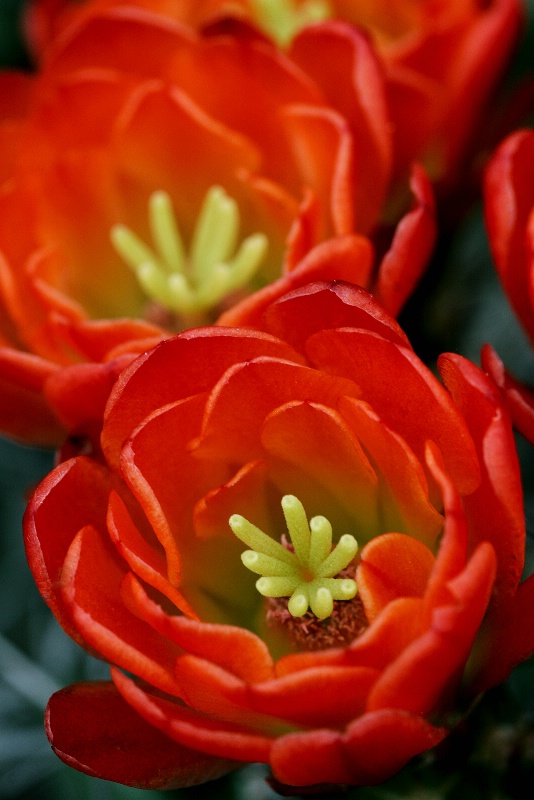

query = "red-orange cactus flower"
(0, 6), (435, 446)
(25, 0), (524, 188)
(24, 282), (532, 791)
(482, 128), (534, 444)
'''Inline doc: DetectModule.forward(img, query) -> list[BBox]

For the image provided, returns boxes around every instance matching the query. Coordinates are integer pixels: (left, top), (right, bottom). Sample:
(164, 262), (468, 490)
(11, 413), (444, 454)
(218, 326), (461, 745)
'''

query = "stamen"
(229, 495), (358, 620)
(110, 186), (268, 316)
(249, 0), (332, 46)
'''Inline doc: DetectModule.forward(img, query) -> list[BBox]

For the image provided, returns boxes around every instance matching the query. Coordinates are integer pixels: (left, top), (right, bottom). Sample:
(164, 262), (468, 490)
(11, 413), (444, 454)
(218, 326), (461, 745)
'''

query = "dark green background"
(1, 1), (534, 798)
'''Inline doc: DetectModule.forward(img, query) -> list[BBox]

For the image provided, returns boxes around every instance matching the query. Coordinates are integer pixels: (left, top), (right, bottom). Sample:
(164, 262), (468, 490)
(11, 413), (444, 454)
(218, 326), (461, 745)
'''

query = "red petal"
(175, 654), (379, 729)
(307, 329), (480, 497)
(357, 533), (435, 622)
(46, 680), (236, 789)
(340, 396), (443, 545)
(44, 356), (133, 436)
(121, 572), (274, 682)
(367, 542), (496, 715)
(439, 353), (525, 598)
(112, 79), (263, 230)
(194, 459), (273, 540)
(51, 316), (163, 361)
(219, 236), (375, 329)
(112, 668), (273, 763)
(45, 7), (194, 78)
(0, 348), (64, 444)
(342, 709), (447, 784)
(482, 343), (534, 445)
(24, 457), (111, 634)
(122, 395), (259, 624)
(283, 104), (354, 239)
(374, 163), (436, 316)
(484, 128), (534, 341)
(102, 328), (305, 469)
(270, 710), (446, 787)
(439, 0), (523, 177)
(347, 597), (424, 669)
(260, 280), (410, 353)
(473, 571), (534, 692)
(290, 22), (392, 233)
(277, 595), (424, 677)
(61, 524), (182, 695)
(108, 491), (197, 618)
(261, 400), (378, 534)
(194, 356), (360, 464)
(120, 392), (213, 586)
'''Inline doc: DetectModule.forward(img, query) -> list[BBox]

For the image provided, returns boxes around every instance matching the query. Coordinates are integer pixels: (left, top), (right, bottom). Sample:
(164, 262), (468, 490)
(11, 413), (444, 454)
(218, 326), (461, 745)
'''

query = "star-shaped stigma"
(229, 495), (358, 620)
(250, 0), (332, 46)
(110, 186), (268, 316)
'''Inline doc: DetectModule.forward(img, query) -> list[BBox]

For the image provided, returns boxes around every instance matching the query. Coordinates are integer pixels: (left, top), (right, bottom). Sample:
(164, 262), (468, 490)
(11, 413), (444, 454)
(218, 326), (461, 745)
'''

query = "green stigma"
(110, 187), (268, 316)
(229, 495), (358, 620)
(249, 0), (332, 46)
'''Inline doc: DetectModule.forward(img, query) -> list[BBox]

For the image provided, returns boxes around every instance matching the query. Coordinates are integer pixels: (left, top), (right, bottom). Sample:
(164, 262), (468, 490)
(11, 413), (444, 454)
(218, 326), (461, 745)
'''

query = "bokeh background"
(1, 1), (534, 798)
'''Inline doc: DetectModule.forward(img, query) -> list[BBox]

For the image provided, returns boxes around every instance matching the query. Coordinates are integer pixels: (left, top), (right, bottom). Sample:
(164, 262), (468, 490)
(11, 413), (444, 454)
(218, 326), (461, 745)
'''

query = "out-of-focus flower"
(482, 128), (534, 444)
(25, 282), (531, 790)
(25, 0), (524, 188)
(0, 5), (435, 446)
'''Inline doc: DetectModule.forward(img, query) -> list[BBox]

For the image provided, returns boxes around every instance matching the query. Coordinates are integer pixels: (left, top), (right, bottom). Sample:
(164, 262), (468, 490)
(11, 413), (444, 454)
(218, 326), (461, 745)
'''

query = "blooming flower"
(25, 0), (524, 187)
(25, 282), (532, 790)
(0, 5), (435, 446)
(482, 128), (534, 444)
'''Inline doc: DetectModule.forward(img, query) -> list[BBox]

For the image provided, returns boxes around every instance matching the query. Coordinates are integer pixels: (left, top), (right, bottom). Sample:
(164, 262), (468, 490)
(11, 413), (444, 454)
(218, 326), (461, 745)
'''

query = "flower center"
(110, 186), (268, 317)
(249, 0), (332, 46)
(229, 495), (358, 620)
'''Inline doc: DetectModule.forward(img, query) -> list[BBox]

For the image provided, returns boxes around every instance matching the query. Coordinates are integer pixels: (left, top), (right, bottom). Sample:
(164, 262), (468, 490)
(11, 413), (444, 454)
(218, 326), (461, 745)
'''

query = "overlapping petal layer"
(0, 5), (440, 446)
(483, 129), (534, 444)
(25, 0), (523, 187)
(24, 282), (530, 790)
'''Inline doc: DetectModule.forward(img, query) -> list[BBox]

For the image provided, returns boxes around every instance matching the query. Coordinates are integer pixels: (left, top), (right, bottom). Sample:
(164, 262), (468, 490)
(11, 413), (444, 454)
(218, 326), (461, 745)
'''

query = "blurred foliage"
(1, 0), (534, 798)
(0, 0), (30, 67)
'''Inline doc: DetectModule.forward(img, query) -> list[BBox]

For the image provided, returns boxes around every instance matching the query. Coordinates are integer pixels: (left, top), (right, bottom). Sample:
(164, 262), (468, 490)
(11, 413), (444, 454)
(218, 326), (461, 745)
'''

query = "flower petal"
(439, 353), (525, 598)
(357, 533), (435, 622)
(60, 523), (182, 695)
(103, 327), (305, 468)
(46, 680), (236, 789)
(112, 667), (273, 763)
(374, 163), (436, 316)
(261, 280), (410, 353)
(340, 396), (443, 545)
(307, 329), (480, 497)
(24, 456), (111, 634)
(270, 709), (446, 787)
(261, 400), (378, 536)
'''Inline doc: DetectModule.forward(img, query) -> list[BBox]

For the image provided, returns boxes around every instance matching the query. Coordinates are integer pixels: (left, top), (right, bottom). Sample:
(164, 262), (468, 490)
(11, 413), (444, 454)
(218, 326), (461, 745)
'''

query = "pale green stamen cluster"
(249, 0), (332, 46)
(110, 187), (268, 316)
(229, 495), (358, 620)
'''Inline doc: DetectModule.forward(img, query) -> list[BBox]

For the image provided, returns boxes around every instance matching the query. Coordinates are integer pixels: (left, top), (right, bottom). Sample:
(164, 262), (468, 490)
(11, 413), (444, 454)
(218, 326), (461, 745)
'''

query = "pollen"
(110, 186), (268, 316)
(249, 0), (332, 46)
(229, 495), (358, 620)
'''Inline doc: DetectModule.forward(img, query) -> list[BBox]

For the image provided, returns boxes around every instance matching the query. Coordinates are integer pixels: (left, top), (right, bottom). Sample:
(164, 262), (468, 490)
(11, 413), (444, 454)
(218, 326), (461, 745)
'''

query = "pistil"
(249, 0), (332, 46)
(229, 495), (358, 620)
(110, 186), (268, 316)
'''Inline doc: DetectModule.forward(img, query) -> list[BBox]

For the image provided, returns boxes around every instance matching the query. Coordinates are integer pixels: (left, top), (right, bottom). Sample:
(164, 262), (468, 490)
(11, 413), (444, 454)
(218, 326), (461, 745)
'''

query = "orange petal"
(357, 533), (435, 622)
